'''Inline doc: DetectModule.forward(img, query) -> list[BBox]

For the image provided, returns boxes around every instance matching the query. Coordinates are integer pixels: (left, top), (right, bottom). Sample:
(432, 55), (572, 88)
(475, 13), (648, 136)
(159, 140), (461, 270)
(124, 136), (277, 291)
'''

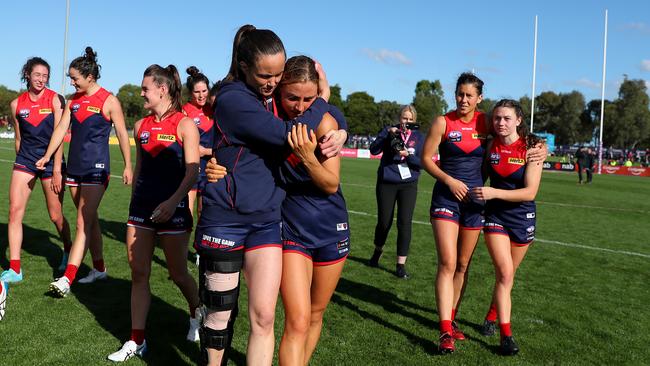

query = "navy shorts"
(283, 237), (350, 266)
(430, 182), (484, 229)
(127, 203), (193, 235)
(65, 170), (110, 188)
(194, 220), (282, 253)
(483, 220), (535, 245)
(13, 155), (63, 180)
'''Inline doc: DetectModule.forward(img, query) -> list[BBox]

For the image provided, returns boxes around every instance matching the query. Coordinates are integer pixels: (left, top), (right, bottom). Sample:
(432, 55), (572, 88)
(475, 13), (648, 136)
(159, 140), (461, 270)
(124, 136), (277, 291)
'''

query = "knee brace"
(199, 326), (229, 366)
(199, 250), (243, 311)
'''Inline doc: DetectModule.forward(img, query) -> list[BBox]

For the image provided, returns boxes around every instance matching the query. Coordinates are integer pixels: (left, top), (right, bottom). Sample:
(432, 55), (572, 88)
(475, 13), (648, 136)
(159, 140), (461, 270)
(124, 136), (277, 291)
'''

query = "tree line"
(0, 77), (648, 148)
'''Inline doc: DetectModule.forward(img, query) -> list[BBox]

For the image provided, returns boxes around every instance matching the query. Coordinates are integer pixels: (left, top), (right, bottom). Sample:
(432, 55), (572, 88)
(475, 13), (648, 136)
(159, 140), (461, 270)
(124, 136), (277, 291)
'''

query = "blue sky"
(2, 0), (649, 108)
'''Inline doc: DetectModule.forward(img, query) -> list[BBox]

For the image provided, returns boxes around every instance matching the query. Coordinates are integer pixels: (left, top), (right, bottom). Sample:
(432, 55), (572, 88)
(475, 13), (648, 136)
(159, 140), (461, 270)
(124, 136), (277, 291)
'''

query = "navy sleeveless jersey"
(132, 112), (187, 211)
(438, 111), (487, 186)
(15, 89), (60, 163)
(280, 107), (350, 248)
(485, 137), (536, 225)
(67, 88), (112, 176)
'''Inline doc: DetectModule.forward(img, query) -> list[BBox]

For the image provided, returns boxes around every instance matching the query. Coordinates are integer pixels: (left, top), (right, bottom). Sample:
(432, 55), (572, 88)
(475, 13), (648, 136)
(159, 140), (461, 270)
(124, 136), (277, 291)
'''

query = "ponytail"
(144, 64), (183, 116)
(69, 46), (101, 80)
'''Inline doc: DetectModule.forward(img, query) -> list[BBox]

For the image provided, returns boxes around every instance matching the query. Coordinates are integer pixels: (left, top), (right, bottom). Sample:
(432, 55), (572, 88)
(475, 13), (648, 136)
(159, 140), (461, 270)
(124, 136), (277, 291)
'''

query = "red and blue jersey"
(280, 106), (350, 248)
(182, 102), (214, 153)
(15, 88), (59, 163)
(438, 111), (487, 186)
(67, 88), (112, 176)
(485, 137), (536, 225)
(131, 111), (187, 211)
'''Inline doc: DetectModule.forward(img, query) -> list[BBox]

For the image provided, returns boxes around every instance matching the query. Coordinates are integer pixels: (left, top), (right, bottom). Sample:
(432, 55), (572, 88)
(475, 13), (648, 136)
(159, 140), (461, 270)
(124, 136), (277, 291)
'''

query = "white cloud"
(622, 22), (650, 34)
(640, 60), (650, 72)
(572, 78), (600, 89)
(362, 48), (412, 66)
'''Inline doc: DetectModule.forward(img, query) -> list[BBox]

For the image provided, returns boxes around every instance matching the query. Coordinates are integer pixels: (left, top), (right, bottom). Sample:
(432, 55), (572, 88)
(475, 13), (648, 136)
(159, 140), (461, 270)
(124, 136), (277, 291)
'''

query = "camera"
(389, 130), (405, 153)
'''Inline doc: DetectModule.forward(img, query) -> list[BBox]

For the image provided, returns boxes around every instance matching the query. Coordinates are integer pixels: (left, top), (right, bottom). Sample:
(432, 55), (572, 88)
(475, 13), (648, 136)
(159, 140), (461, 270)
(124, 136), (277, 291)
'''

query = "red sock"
(63, 264), (79, 282)
(499, 322), (512, 337)
(130, 329), (145, 345)
(10, 260), (21, 274)
(486, 303), (498, 322)
(92, 259), (105, 272)
(451, 308), (457, 321)
(440, 320), (453, 334)
(63, 242), (72, 253)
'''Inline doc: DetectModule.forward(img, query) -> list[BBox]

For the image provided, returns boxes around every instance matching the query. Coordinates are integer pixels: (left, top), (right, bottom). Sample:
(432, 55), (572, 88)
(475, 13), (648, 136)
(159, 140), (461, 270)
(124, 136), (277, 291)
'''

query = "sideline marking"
(347, 210), (650, 259)
(341, 182), (649, 214)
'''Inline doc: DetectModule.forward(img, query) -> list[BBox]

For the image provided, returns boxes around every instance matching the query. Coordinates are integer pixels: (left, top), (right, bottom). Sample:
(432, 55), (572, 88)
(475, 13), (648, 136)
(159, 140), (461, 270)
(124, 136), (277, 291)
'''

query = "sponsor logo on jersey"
(526, 212), (536, 219)
(461, 127), (473, 131)
(200, 234), (236, 249)
(151, 127), (162, 131)
(157, 134), (176, 142)
(95, 163), (105, 169)
(172, 216), (185, 225)
(337, 238), (350, 254)
(490, 152), (500, 164)
(71, 104), (80, 113)
(485, 222), (504, 229)
(508, 157), (525, 165)
(140, 131), (150, 145)
(39, 108), (52, 114)
(18, 109), (30, 118)
(337, 223), (348, 231)
(526, 225), (535, 233)
(193, 117), (201, 125)
(448, 131), (462, 142)
(472, 133), (486, 139)
(87, 106), (101, 113)
(433, 207), (454, 217)
(128, 216), (145, 223)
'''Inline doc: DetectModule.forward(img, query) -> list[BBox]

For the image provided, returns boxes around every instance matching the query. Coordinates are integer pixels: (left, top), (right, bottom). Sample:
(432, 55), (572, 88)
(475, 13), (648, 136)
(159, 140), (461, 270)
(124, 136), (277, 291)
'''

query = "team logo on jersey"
(490, 152), (500, 165)
(39, 108), (52, 114)
(71, 104), (81, 113)
(18, 109), (30, 118)
(157, 134), (176, 142)
(193, 117), (201, 125)
(526, 225), (535, 233)
(87, 106), (101, 113)
(508, 157), (525, 165)
(336, 222), (348, 231)
(140, 131), (150, 145)
(95, 163), (105, 169)
(448, 131), (462, 142)
(526, 212), (536, 219)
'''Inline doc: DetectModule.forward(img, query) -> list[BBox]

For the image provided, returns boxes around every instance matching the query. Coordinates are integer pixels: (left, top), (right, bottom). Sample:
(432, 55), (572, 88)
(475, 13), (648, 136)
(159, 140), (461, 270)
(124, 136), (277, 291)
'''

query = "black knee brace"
(198, 250), (243, 312)
(200, 326), (229, 366)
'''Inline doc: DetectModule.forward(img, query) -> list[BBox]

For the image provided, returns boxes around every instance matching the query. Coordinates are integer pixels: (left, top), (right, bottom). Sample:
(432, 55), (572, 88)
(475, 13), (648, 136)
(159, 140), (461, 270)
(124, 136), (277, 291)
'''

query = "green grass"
(0, 140), (649, 365)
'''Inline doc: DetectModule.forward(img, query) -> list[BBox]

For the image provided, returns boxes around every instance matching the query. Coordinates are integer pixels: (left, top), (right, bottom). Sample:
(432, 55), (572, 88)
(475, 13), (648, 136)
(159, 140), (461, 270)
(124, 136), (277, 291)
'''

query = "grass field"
(1, 140), (649, 365)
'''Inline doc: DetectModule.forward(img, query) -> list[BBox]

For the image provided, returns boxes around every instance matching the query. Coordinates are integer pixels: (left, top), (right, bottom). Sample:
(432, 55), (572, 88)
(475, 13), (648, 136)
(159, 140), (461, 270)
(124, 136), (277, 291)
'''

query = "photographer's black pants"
(373, 180), (418, 256)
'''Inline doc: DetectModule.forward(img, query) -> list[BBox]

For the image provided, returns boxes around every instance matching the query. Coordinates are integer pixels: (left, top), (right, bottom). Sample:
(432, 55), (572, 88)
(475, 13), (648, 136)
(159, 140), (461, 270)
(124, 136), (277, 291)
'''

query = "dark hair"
(21, 57), (51, 85)
(143, 64), (183, 115)
(69, 46), (101, 80)
(186, 66), (210, 94)
(279, 56), (318, 86)
(455, 72), (484, 96)
(223, 24), (285, 83)
(491, 99), (541, 149)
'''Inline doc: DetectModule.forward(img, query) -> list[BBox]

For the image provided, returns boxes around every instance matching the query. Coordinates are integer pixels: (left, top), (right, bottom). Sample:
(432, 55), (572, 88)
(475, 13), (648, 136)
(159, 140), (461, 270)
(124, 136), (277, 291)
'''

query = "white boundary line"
(341, 182), (650, 214)
(347, 210), (650, 259)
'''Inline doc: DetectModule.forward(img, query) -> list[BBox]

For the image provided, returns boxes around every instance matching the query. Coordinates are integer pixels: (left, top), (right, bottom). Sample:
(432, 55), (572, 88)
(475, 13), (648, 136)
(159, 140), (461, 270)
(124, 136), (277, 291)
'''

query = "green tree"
(344, 91), (378, 135)
(519, 96), (532, 126)
(531, 91), (561, 134)
(412, 80), (447, 131)
(376, 100), (402, 128)
(116, 84), (146, 129)
(329, 84), (345, 112)
(0, 85), (19, 120)
(553, 91), (587, 144)
(608, 77), (650, 148)
(478, 97), (497, 121)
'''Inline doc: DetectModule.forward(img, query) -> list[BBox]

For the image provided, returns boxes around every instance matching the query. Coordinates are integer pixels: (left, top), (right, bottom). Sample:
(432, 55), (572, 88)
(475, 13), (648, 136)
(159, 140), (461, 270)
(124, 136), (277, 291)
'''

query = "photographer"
(368, 105), (424, 279)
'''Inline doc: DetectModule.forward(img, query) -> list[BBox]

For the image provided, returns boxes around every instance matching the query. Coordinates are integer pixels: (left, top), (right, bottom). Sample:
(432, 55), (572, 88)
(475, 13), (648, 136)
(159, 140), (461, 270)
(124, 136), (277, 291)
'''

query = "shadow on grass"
(332, 277), (439, 355)
(0, 222), (81, 278)
(346, 254), (396, 277)
(72, 275), (200, 365)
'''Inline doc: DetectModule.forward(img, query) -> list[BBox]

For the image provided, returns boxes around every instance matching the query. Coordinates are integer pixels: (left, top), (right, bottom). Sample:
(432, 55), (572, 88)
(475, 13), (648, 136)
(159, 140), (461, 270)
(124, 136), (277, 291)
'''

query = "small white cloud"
(641, 60), (650, 72)
(622, 22), (650, 34)
(363, 48), (412, 66)
(572, 78), (600, 89)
